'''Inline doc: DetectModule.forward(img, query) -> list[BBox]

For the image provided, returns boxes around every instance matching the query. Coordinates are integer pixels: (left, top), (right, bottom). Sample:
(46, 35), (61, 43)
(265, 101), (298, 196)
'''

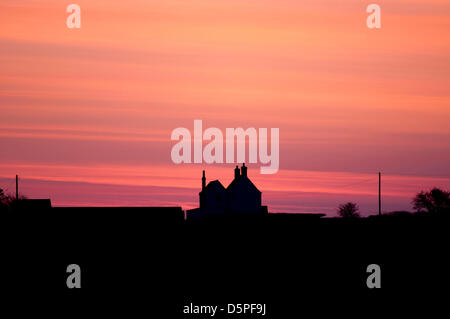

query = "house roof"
(227, 176), (261, 193)
(207, 180), (225, 189)
(200, 180), (225, 195)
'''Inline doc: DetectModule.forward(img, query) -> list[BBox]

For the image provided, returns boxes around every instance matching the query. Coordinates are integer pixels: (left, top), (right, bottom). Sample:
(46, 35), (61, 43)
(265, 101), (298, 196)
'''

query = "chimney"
(202, 170), (206, 191)
(234, 165), (240, 179)
(241, 163), (247, 177)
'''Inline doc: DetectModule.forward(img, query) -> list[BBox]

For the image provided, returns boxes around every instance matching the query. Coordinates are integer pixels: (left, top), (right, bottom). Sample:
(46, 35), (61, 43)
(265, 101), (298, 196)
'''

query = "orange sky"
(1, 0), (450, 215)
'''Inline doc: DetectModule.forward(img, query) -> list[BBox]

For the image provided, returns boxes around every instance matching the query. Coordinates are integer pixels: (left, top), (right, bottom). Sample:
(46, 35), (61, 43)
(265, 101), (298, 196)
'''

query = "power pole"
(16, 174), (19, 201)
(378, 172), (381, 216)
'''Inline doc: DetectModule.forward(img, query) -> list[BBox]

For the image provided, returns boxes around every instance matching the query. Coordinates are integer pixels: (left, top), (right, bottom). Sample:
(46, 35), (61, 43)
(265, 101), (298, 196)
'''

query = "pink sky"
(1, 0), (450, 215)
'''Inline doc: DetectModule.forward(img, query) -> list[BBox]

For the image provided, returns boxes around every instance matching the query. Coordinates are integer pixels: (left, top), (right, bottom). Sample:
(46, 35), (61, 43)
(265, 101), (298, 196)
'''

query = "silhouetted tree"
(0, 188), (5, 203)
(0, 188), (21, 213)
(337, 202), (360, 218)
(0, 188), (9, 212)
(413, 188), (450, 214)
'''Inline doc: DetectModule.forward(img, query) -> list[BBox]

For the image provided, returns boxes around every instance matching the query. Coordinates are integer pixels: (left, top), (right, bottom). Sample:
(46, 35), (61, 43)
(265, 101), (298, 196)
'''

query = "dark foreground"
(1, 208), (449, 317)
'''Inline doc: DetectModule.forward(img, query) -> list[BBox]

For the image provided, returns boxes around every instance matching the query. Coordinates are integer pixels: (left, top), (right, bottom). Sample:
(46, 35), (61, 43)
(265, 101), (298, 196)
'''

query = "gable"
(226, 176), (260, 193)
(202, 180), (226, 194)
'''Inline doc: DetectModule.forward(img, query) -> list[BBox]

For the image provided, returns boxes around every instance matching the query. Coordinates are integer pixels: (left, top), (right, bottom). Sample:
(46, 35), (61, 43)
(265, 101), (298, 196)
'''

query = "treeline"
(337, 188), (450, 218)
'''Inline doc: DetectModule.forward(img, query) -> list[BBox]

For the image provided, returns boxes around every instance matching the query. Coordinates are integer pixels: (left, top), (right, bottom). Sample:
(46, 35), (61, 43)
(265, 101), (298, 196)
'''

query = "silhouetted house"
(187, 164), (267, 219)
(227, 164), (262, 214)
(199, 173), (227, 214)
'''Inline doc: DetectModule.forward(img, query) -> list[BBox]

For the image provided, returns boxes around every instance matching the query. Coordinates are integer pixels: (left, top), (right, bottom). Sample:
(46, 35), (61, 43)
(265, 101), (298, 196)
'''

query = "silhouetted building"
(187, 164), (267, 219)
(227, 164), (262, 214)
(15, 199), (52, 212)
(199, 174), (227, 214)
(51, 206), (185, 224)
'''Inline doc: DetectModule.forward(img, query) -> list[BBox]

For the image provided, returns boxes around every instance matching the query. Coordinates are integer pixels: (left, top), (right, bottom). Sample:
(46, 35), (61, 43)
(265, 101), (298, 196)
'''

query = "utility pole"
(378, 172), (381, 216)
(16, 174), (19, 201)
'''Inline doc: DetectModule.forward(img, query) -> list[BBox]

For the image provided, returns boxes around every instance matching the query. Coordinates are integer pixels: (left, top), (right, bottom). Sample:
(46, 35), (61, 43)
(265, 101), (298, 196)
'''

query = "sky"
(1, 0), (450, 216)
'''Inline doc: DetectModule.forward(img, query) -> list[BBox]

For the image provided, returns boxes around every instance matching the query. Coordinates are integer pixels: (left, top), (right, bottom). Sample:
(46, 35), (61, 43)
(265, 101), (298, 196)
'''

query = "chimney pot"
(202, 170), (206, 190)
(234, 165), (240, 179)
(241, 163), (247, 177)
